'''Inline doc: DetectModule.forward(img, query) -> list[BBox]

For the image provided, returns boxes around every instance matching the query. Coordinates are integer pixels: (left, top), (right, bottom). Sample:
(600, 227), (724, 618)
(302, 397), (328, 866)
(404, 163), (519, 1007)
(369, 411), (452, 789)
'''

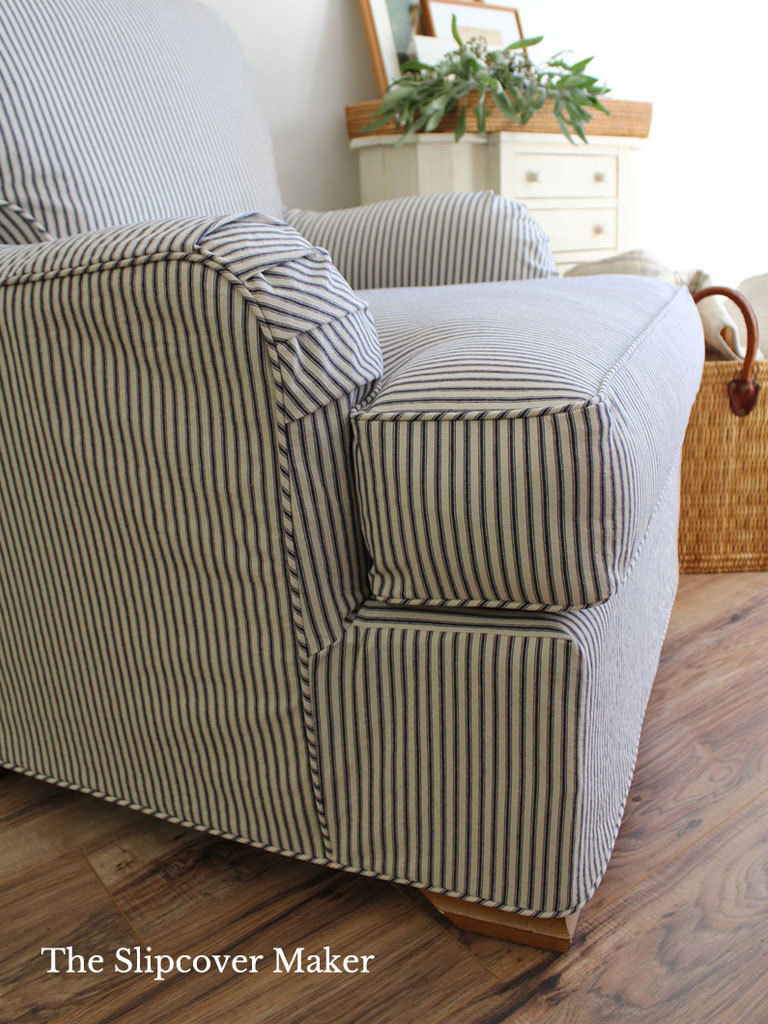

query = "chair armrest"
(286, 191), (557, 291)
(0, 212), (382, 411)
(0, 212), (383, 660)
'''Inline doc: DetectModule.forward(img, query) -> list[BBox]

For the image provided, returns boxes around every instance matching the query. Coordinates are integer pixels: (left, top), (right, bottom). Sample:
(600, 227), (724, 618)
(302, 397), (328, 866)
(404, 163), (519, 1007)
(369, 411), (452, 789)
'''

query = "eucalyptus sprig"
(365, 16), (610, 144)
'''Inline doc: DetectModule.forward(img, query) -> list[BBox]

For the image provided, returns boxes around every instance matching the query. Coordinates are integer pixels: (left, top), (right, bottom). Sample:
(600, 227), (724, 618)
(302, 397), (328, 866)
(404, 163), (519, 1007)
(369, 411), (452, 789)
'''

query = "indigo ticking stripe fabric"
(0, 216), (698, 915)
(311, 460), (681, 915)
(353, 275), (704, 611)
(0, 0), (284, 243)
(286, 191), (557, 291)
(0, 0), (705, 923)
(0, 213), (381, 859)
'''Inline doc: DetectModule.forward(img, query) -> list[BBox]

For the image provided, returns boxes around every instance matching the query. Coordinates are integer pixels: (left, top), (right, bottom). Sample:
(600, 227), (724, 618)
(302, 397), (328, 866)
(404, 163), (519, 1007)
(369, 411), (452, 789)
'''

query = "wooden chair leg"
(423, 891), (580, 952)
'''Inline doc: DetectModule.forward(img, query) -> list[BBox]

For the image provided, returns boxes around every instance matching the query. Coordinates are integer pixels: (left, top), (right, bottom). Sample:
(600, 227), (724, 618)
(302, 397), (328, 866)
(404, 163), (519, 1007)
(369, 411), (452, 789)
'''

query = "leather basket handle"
(693, 286), (761, 416)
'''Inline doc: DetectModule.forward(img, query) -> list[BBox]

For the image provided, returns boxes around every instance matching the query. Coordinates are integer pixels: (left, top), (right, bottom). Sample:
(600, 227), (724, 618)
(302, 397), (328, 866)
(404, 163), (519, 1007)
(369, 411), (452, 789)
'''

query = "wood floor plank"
(58, 857), (495, 1024)
(588, 574), (768, 912)
(0, 771), (142, 884)
(429, 789), (768, 1023)
(86, 817), (352, 946)
(651, 572), (768, 703)
(508, 789), (768, 1023)
(0, 854), (140, 1024)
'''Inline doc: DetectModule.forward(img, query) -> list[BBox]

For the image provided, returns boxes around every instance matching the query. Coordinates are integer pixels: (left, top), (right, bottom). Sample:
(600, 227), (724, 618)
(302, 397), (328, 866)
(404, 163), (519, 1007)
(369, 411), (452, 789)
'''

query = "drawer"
(510, 153), (617, 199)
(533, 207), (618, 252)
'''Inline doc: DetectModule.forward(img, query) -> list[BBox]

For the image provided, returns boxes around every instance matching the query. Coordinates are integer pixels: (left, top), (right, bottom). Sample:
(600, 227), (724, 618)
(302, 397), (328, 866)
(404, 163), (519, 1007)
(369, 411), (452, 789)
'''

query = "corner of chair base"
(422, 890), (581, 953)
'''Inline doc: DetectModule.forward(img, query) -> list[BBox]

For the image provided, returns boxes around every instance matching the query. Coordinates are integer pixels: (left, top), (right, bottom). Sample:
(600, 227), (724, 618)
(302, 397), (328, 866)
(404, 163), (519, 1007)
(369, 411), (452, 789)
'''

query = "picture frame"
(422, 0), (524, 51)
(357, 0), (430, 95)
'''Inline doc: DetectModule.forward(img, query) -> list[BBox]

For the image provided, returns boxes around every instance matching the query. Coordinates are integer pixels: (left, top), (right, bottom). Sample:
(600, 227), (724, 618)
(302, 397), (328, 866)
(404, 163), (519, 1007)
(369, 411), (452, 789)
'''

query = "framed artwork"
(358, 0), (525, 93)
(422, 1), (524, 50)
(358, 0), (430, 95)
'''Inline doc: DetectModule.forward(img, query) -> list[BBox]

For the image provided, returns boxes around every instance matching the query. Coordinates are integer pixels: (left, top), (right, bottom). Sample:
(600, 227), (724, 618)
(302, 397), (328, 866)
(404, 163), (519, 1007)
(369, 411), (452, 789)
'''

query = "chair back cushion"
(0, 0), (284, 243)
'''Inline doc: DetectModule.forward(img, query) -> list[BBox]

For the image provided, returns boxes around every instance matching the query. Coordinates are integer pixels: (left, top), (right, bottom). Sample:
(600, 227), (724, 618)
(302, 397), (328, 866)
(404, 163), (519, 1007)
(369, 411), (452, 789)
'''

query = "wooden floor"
(2, 572), (767, 1024)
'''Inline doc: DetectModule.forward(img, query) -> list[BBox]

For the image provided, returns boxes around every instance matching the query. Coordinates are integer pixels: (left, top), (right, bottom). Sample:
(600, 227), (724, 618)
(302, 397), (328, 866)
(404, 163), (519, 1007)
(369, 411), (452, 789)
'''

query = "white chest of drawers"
(350, 131), (644, 272)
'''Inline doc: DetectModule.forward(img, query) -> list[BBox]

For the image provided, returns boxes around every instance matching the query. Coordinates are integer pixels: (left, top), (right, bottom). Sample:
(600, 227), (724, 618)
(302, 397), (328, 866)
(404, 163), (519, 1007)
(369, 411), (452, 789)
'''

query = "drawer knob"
(594, 170), (606, 183)
(525, 170), (541, 183)
(593, 223), (606, 236)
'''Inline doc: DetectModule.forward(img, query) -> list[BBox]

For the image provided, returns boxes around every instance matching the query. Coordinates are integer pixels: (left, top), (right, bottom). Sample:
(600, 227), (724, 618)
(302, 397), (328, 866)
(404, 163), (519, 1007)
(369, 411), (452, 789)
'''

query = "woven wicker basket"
(345, 97), (652, 140)
(679, 287), (768, 573)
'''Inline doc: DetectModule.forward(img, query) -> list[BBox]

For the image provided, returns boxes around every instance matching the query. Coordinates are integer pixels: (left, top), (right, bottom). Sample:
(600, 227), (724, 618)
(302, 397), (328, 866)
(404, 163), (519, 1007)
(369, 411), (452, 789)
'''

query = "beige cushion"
(738, 274), (768, 356)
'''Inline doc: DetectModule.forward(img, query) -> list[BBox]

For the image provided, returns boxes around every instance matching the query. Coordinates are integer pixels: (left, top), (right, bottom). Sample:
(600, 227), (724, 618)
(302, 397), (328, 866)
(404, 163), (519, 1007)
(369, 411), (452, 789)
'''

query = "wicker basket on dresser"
(346, 98), (652, 273)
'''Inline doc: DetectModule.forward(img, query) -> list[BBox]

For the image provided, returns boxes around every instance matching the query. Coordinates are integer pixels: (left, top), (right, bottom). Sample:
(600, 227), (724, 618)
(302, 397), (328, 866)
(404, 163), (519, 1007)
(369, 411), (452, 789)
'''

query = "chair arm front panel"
(286, 191), (557, 291)
(310, 457), (681, 914)
(0, 214), (382, 862)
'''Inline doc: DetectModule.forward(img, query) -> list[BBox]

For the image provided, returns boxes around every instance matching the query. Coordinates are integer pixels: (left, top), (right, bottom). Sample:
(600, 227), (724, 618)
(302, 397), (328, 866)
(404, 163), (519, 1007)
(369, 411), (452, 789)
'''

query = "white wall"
(201, 0), (376, 212)
(204, 0), (767, 285)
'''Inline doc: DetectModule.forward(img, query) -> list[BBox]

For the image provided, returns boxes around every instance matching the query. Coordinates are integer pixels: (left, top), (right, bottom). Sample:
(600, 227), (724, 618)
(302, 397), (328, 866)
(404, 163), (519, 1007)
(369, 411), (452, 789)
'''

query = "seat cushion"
(352, 275), (704, 611)
(0, 0), (284, 243)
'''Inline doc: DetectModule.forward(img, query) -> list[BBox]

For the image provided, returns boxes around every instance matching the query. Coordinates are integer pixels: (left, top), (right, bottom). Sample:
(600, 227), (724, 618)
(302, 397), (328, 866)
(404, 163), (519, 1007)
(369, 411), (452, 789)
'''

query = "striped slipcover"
(0, 203), (694, 911)
(0, 0), (284, 243)
(0, 0), (706, 920)
(353, 276), (704, 610)
(0, 214), (381, 858)
(312, 456), (682, 914)
(286, 191), (557, 290)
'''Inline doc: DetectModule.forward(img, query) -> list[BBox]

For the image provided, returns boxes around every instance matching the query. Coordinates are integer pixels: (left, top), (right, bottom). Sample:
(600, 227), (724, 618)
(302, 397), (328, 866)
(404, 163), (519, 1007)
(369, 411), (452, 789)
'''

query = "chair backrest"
(0, 0), (284, 243)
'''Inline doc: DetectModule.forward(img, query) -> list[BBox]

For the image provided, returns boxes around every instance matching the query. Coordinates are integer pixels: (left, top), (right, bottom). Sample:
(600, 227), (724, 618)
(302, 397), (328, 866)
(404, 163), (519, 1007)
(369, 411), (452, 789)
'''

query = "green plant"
(366, 16), (610, 145)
